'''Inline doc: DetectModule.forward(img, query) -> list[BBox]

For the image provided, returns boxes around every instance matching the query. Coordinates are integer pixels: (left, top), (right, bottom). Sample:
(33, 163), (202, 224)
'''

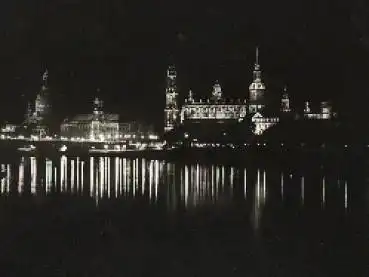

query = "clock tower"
(248, 47), (266, 113)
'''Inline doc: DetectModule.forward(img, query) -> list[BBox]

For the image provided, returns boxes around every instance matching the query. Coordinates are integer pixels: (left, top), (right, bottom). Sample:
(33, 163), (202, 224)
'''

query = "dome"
(249, 81), (265, 91)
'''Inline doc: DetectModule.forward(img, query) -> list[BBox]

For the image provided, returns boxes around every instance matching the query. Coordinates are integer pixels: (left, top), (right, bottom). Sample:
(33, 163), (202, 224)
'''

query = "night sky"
(0, 0), (369, 129)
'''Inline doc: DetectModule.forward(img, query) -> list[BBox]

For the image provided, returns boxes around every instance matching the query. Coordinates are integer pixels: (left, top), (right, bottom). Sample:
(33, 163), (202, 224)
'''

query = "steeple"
(281, 86), (291, 112)
(42, 69), (48, 90)
(253, 47), (261, 81)
(248, 46), (266, 113)
(187, 89), (194, 103)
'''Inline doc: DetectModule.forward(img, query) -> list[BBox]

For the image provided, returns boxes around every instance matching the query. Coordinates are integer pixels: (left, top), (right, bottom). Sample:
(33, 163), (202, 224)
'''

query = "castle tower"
(211, 80), (222, 102)
(93, 97), (104, 119)
(164, 65), (179, 133)
(35, 69), (51, 117)
(248, 47), (266, 113)
(280, 86), (291, 113)
(304, 101), (311, 114)
(321, 101), (332, 119)
(187, 89), (194, 103)
(42, 69), (48, 90)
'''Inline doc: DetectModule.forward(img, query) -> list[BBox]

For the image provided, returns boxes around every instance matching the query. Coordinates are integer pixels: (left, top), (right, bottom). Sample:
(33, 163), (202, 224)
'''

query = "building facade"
(61, 97), (120, 141)
(164, 47), (335, 139)
(24, 69), (52, 136)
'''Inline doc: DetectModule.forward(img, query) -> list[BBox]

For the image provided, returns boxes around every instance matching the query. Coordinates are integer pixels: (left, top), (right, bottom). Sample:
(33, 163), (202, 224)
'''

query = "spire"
(188, 89), (194, 102)
(42, 69), (48, 89)
(253, 47), (261, 80)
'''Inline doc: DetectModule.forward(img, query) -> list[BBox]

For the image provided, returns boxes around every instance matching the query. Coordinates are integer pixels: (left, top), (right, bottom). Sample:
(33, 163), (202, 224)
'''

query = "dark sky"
(0, 0), (369, 128)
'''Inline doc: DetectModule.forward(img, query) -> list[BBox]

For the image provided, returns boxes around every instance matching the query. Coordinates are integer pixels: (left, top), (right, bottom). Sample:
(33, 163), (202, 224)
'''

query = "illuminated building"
(180, 82), (247, 123)
(24, 69), (52, 136)
(248, 47), (266, 113)
(164, 47), (335, 140)
(280, 87), (291, 113)
(303, 101), (333, 120)
(164, 65), (179, 133)
(61, 97), (120, 141)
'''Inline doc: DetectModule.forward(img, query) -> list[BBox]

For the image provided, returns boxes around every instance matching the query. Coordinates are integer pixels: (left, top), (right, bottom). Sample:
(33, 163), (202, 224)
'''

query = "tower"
(187, 89), (194, 103)
(93, 97), (104, 119)
(321, 101), (332, 119)
(280, 86), (291, 113)
(42, 69), (48, 90)
(248, 47), (266, 113)
(211, 80), (222, 102)
(164, 65), (179, 133)
(35, 69), (51, 117)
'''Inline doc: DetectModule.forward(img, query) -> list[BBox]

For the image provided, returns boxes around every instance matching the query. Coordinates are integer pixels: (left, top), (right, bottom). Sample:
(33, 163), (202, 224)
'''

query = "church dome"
(249, 81), (265, 91)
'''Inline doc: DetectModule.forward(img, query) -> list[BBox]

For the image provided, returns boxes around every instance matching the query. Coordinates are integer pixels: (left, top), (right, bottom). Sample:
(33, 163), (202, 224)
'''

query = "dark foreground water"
(0, 154), (368, 276)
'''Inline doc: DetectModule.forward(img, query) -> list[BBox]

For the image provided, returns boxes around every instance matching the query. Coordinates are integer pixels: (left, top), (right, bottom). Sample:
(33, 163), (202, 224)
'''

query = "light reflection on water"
(0, 156), (354, 216)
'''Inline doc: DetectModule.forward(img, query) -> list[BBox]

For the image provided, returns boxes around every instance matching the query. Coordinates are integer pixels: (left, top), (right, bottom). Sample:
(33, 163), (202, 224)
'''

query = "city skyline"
(0, 0), (368, 126)
(0, 0), (369, 124)
(1, 49), (339, 129)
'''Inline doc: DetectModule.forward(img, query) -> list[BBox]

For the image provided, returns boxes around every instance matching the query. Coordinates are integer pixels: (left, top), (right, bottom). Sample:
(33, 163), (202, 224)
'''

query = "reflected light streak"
(60, 156), (67, 192)
(196, 164), (200, 203)
(149, 161), (153, 200)
(90, 157), (94, 197)
(253, 169), (265, 231)
(1, 164), (5, 193)
(216, 166), (220, 201)
(301, 176), (305, 204)
(244, 169), (247, 199)
(31, 157), (37, 194)
(71, 160), (75, 192)
(18, 158), (24, 193)
(344, 181), (348, 210)
(107, 157), (111, 199)
(133, 159), (136, 197)
(123, 158), (127, 194)
(76, 157), (80, 191)
(115, 158), (119, 198)
(81, 161), (84, 192)
(6, 164), (10, 193)
(211, 166), (215, 201)
(100, 157), (104, 198)
(142, 159), (146, 195)
(230, 167), (234, 197)
(134, 159), (139, 193)
(184, 165), (189, 207)
(155, 160), (159, 200)
(263, 170), (266, 197)
(119, 158), (122, 196)
(221, 166), (225, 191)
(281, 172), (284, 200)
(322, 177), (326, 207)
(54, 167), (57, 192)
(46, 159), (52, 193)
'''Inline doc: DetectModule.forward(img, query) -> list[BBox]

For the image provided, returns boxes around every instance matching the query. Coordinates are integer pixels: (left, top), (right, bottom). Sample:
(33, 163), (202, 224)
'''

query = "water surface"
(0, 154), (367, 276)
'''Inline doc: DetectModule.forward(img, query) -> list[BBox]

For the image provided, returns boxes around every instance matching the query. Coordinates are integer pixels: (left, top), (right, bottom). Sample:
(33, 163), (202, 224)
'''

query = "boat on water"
(17, 144), (36, 152)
